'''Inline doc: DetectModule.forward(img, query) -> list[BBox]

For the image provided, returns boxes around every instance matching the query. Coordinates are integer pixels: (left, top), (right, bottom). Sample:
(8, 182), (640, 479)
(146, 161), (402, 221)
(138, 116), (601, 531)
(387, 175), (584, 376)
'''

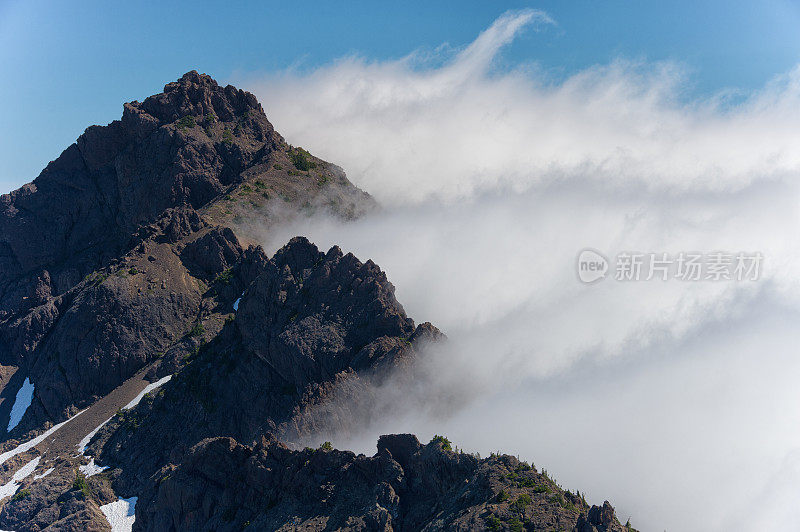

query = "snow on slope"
(33, 467), (53, 480)
(77, 416), (113, 455)
(7, 378), (34, 432)
(0, 456), (40, 500)
(76, 415), (114, 477)
(74, 376), (173, 480)
(123, 376), (171, 410)
(0, 409), (85, 467)
(101, 496), (137, 532)
(79, 457), (108, 477)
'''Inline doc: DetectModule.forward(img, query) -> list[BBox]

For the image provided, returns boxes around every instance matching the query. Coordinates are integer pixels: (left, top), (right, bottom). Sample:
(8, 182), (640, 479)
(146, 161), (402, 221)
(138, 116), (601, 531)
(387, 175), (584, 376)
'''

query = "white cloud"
(242, 10), (800, 532)
(246, 10), (800, 205)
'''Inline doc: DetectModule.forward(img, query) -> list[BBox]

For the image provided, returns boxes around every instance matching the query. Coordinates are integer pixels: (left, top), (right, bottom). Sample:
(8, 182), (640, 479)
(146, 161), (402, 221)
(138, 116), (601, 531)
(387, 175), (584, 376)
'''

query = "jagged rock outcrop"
(91, 238), (441, 497)
(133, 433), (629, 532)
(237, 236), (425, 387)
(180, 227), (242, 280)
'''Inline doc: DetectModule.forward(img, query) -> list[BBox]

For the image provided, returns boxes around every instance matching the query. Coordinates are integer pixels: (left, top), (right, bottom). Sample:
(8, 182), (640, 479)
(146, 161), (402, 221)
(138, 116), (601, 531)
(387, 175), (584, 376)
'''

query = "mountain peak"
(133, 70), (264, 124)
(0, 71), (367, 320)
(177, 69), (212, 85)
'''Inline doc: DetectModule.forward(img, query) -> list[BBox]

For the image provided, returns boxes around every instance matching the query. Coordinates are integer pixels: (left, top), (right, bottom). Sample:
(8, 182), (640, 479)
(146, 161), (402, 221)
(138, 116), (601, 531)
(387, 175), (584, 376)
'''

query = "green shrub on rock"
(430, 434), (452, 451)
(290, 148), (315, 171)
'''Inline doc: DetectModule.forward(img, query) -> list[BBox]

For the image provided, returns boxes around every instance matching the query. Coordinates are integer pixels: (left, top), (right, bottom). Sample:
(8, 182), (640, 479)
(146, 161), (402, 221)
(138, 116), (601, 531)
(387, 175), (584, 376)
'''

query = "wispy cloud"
(247, 9), (800, 204)
(241, 10), (800, 532)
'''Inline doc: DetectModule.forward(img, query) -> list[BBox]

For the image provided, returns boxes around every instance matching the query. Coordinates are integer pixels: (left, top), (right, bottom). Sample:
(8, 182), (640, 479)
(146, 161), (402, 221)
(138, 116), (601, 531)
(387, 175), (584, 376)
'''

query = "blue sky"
(1, 0), (799, 192)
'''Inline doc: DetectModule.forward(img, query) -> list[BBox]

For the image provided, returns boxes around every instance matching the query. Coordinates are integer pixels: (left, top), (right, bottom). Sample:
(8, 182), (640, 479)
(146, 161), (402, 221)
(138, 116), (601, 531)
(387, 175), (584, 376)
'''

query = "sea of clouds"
(241, 10), (800, 531)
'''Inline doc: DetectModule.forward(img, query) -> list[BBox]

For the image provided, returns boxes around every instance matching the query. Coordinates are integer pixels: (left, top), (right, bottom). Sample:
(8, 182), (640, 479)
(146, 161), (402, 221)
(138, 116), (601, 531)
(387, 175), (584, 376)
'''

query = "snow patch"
(0, 456), (40, 500)
(77, 415), (113, 455)
(33, 467), (53, 480)
(76, 415), (113, 479)
(7, 378), (34, 432)
(101, 496), (137, 532)
(79, 457), (108, 477)
(123, 376), (172, 410)
(0, 409), (85, 467)
(233, 297), (241, 311)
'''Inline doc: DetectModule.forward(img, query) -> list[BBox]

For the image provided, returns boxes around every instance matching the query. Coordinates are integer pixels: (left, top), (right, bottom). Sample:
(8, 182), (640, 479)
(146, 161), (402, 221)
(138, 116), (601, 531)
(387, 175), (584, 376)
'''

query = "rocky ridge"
(0, 73), (635, 531)
(89, 236), (441, 498)
(135, 434), (628, 532)
(0, 70), (372, 438)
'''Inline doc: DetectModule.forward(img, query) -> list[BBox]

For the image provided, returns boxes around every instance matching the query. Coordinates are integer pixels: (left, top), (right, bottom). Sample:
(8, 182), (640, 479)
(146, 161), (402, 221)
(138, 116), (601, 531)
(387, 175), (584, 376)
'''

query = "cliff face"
(0, 73), (633, 532)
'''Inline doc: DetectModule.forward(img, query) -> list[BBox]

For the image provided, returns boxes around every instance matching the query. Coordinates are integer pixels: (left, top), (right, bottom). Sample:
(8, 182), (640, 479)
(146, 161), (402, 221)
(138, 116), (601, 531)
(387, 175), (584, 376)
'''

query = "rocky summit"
(0, 73), (633, 531)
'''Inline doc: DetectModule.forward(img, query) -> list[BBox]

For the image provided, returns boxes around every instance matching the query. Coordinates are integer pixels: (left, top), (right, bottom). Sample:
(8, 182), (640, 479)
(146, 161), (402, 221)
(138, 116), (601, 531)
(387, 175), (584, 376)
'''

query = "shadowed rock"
(91, 238), (441, 499)
(132, 434), (630, 532)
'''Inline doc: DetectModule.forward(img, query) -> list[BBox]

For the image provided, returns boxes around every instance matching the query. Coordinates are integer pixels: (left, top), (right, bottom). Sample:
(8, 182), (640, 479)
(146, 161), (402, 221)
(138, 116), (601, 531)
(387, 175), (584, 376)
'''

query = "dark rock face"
(0, 71), (373, 437)
(0, 71), (279, 318)
(1, 207), (254, 435)
(30, 265), (198, 415)
(575, 501), (623, 532)
(180, 227), (242, 280)
(237, 236), (416, 388)
(0, 71), (282, 431)
(92, 238), (440, 497)
(136, 206), (206, 245)
(133, 434), (628, 532)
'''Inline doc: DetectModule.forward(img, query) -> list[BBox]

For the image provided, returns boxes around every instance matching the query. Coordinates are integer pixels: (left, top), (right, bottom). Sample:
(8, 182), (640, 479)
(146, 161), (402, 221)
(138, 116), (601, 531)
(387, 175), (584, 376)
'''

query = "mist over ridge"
(242, 10), (800, 531)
